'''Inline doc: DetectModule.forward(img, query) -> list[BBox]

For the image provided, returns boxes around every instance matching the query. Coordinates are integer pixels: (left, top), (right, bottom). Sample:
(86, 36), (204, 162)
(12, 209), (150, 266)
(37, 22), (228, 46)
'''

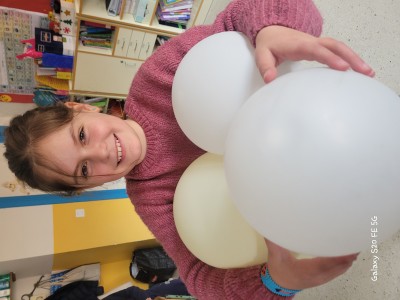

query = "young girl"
(4, 0), (374, 298)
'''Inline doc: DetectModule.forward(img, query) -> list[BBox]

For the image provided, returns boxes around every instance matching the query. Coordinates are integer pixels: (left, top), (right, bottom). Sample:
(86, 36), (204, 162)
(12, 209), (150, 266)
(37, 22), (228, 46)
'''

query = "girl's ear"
(64, 102), (101, 113)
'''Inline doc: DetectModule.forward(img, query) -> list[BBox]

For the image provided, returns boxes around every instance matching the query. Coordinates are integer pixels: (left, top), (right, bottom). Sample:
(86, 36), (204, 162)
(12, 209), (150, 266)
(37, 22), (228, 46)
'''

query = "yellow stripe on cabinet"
(52, 198), (157, 292)
(53, 198), (154, 253)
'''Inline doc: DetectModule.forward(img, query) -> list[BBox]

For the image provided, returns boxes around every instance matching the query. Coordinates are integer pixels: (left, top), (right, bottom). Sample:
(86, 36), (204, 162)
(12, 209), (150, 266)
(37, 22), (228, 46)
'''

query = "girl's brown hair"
(4, 104), (80, 195)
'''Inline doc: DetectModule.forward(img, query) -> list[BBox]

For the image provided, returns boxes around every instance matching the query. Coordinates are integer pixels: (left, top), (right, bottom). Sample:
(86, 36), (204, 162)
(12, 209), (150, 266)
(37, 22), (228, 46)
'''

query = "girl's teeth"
(115, 136), (122, 163)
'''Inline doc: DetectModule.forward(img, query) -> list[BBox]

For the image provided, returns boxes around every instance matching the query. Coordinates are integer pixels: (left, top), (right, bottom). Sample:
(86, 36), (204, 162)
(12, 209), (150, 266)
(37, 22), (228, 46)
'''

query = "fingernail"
(263, 69), (273, 83)
(369, 69), (376, 77)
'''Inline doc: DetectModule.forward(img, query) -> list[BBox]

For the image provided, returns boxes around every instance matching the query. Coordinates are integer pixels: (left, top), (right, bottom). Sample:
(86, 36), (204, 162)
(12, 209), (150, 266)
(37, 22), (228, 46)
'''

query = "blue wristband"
(260, 264), (302, 297)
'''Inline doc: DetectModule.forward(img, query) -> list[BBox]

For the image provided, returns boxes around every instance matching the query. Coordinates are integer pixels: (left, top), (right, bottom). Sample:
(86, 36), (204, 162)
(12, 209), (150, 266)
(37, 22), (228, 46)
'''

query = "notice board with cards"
(0, 7), (48, 95)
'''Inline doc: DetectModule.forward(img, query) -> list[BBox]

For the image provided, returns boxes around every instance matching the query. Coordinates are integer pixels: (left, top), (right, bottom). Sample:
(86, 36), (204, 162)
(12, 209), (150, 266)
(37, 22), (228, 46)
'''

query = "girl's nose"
(88, 141), (109, 161)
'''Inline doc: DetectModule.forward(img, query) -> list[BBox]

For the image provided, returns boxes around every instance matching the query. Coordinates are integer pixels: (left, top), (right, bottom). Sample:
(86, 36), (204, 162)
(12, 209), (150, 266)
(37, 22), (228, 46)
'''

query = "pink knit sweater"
(124, 0), (322, 298)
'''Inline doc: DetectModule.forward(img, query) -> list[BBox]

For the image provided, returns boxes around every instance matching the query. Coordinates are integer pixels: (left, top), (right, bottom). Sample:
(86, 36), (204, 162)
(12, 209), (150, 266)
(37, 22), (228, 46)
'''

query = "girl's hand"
(255, 25), (375, 83)
(265, 239), (358, 290)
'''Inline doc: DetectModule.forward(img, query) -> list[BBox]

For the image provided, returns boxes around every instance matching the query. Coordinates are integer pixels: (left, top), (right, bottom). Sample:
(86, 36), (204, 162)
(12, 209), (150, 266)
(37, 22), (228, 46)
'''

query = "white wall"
(0, 103), (53, 281)
(0, 103), (36, 123)
(0, 103), (37, 197)
(0, 206), (54, 276)
(0, 205), (54, 299)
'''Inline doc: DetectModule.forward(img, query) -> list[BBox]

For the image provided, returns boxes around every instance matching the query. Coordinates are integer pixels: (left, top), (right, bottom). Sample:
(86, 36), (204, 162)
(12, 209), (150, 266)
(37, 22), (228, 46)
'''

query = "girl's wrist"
(260, 263), (302, 297)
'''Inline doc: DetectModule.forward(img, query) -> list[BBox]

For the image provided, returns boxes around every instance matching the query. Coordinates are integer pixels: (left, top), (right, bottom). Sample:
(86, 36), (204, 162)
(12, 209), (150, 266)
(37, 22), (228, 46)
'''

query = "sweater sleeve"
(126, 0), (323, 299)
(209, 0), (322, 45)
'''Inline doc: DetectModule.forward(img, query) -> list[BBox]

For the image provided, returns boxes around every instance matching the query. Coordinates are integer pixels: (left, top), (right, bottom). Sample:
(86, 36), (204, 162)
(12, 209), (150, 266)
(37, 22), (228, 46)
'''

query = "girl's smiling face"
(36, 109), (146, 188)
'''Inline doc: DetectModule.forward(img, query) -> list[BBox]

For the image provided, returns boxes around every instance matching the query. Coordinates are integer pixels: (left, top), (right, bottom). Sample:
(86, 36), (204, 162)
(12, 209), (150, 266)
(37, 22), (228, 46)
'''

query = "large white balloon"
(224, 68), (400, 257)
(172, 32), (265, 154)
(173, 153), (268, 268)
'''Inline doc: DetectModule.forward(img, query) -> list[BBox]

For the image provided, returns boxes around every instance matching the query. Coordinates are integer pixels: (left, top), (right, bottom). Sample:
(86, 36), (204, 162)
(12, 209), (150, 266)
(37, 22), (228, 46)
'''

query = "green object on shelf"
(0, 273), (12, 300)
(0, 274), (10, 290)
(91, 100), (107, 107)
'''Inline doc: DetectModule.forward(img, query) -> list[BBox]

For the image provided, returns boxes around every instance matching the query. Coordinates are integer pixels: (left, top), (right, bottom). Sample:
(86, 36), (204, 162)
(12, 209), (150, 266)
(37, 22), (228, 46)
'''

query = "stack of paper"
(29, 27), (74, 106)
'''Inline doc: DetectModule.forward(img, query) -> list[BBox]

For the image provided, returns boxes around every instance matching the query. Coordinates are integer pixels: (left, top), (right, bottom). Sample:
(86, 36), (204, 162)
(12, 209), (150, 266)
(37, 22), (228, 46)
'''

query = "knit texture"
(124, 0), (322, 298)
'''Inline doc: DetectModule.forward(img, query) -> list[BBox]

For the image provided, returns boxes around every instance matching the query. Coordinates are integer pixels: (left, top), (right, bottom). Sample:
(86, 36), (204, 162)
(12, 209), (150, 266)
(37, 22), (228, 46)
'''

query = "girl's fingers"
(255, 48), (278, 83)
(318, 38), (374, 76)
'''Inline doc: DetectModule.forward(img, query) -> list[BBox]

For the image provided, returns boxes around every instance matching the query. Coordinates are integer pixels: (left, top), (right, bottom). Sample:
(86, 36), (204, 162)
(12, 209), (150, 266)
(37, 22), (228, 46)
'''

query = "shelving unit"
(70, 0), (214, 98)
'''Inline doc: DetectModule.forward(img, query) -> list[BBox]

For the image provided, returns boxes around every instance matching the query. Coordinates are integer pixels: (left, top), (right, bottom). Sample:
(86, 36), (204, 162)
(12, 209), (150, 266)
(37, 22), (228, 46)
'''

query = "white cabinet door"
(126, 30), (146, 59)
(73, 52), (142, 95)
(138, 32), (157, 60)
(93, 27), (156, 61)
(114, 28), (133, 57)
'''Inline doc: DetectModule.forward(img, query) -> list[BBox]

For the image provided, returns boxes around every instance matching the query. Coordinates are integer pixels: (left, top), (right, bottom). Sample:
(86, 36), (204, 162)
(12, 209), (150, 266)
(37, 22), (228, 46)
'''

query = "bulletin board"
(0, 0), (51, 103)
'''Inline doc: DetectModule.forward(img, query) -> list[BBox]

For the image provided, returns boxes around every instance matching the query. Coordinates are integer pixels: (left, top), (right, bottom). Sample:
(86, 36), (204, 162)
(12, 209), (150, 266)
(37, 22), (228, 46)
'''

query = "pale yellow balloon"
(173, 153), (268, 268)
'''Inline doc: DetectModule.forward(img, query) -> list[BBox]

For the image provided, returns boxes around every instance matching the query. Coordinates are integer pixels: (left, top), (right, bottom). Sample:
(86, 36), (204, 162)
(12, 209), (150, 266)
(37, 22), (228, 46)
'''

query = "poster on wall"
(0, 7), (48, 102)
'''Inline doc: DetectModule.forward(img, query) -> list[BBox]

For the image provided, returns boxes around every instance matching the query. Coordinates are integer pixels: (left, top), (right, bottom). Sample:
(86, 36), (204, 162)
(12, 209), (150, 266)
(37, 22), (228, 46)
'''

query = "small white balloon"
(172, 32), (264, 154)
(224, 68), (400, 256)
(173, 153), (268, 268)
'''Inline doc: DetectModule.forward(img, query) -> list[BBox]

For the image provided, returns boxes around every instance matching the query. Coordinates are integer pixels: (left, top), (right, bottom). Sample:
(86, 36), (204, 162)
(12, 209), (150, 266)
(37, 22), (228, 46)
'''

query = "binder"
(106, 0), (122, 16)
(133, 0), (149, 22)
(142, 0), (157, 24)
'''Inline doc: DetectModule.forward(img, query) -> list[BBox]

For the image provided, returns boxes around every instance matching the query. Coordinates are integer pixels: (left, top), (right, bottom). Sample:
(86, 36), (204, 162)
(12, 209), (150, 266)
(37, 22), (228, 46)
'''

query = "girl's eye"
(81, 161), (88, 178)
(79, 127), (85, 143)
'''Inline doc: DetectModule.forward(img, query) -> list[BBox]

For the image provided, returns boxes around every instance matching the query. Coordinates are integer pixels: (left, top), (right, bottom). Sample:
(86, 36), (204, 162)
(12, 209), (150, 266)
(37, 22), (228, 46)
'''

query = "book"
(81, 40), (112, 49)
(133, 0), (149, 23)
(157, 6), (190, 22)
(157, 0), (193, 26)
(41, 52), (74, 69)
(84, 27), (113, 34)
(159, 0), (193, 12)
(106, 0), (122, 16)
(163, 0), (185, 4)
(81, 21), (114, 29)
(35, 74), (69, 91)
(158, 19), (187, 29)
(124, 0), (133, 13)
(79, 24), (113, 49)
(56, 70), (72, 79)
(142, 0), (157, 24)
(126, 0), (137, 15)
(36, 65), (57, 76)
